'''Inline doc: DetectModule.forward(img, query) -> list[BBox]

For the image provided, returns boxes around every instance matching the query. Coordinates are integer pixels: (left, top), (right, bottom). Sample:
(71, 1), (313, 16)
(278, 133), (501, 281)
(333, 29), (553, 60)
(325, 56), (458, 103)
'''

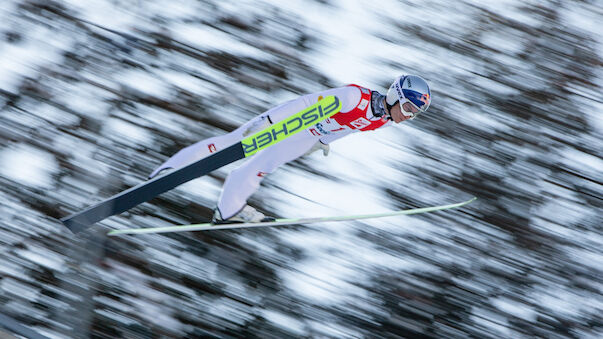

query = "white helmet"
(386, 75), (431, 119)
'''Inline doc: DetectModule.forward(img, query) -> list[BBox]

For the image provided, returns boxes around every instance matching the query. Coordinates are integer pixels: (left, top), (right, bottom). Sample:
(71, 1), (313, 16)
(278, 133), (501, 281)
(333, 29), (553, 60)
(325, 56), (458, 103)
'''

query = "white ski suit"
(150, 84), (392, 219)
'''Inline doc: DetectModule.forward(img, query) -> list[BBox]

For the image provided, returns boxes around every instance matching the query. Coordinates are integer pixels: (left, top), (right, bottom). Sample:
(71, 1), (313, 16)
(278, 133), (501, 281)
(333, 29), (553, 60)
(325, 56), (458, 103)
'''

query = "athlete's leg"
(217, 132), (319, 219)
(148, 114), (270, 179)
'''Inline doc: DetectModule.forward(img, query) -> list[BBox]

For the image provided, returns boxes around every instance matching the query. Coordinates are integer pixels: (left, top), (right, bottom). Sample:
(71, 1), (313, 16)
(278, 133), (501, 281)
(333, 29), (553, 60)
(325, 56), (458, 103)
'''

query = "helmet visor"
(402, 89), (430, 112)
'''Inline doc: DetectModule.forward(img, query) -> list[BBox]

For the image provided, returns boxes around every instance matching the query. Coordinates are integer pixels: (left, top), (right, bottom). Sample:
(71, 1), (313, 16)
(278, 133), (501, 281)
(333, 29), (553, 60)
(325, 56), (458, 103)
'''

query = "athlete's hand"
(304, 140), (330, 157)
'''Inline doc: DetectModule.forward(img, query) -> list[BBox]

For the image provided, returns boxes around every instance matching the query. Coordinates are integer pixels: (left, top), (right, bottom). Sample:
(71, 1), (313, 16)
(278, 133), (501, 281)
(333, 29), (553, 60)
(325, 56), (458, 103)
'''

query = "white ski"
(107, 197), (476, 236)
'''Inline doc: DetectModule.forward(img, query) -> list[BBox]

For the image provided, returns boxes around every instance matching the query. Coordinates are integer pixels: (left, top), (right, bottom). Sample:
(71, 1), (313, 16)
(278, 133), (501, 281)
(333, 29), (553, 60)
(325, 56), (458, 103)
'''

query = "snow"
(0, 277), (40, 300)
(471, 76), (518, 97)
(470, 309), (513, 338)
(282, 262), (364, 305)
(560, 1), (603, 55)
(0, 23), (69, 92)
(490, 297), (538, 321)
(531, 286), (603, 318)
(308, 320), (363, 338)
(33, 103), (81, 127)
(52, 134), (112, 177)
(281, 0), (406, 86)
(171, 24), (273, 59)
(95, 309), (138, 326)
(117, 69), (172, 99)
(0, 0), (601, 337)
(57, 84), (115, 119)
(61, 0), (146, 33)
(103, 118), (153, 145)
(155, 69), (217, 97)
(206, 298), (254, 325)
(560, 147), (603, 173)
(278, 219), (441, 304)
(0, 143), (58, 188)
(2, 109), (47, 130)
(130, 297), (184, 331)
(176, 177), (223, 205)
(262, 309), (306, 335)
(14, 245), (68, 273)
(142, 0), (210, 20)
(0, 258), (27, 280)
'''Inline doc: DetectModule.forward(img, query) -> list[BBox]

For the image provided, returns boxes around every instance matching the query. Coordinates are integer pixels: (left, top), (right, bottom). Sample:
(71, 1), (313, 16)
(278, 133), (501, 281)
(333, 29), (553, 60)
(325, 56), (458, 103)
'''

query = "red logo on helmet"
(208, 143), (217, 153)
(419, 93), (430, 106)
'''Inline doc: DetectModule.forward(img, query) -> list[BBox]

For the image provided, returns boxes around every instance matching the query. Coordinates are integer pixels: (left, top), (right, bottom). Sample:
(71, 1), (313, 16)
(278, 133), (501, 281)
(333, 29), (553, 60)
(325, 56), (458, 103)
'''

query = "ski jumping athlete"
(149, 75), (431, 224)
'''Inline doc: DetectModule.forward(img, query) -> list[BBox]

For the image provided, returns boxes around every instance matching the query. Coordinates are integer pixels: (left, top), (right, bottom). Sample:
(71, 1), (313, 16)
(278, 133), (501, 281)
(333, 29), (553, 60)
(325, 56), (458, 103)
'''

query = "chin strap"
(385, 100), (398, 121)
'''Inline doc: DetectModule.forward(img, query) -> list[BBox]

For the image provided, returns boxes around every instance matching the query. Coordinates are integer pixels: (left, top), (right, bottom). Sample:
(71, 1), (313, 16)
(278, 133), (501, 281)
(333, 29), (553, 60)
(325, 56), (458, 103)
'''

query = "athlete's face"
(389, 102), (416, 123)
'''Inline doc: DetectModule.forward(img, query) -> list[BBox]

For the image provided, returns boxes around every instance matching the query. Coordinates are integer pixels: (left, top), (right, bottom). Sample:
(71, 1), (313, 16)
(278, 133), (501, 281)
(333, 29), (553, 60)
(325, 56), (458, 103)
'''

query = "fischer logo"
(242, 96), (341, 156)
(208, 144), (217, 153)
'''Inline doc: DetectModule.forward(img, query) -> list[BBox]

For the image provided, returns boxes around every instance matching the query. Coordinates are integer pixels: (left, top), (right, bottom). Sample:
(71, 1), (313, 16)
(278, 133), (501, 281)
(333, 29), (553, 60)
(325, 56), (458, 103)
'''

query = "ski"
(61, 96), (342, 233)
(107, 197), (476, 236)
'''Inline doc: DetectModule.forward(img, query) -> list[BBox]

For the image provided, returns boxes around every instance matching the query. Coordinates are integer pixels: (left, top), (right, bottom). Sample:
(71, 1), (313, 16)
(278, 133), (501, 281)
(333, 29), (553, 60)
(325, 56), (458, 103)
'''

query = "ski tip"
(460, 196), (477, 206)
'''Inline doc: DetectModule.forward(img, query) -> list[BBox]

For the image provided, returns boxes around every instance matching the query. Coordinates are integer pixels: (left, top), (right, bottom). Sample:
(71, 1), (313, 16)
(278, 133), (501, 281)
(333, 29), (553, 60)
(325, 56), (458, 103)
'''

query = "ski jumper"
(150, 85), (392, 219)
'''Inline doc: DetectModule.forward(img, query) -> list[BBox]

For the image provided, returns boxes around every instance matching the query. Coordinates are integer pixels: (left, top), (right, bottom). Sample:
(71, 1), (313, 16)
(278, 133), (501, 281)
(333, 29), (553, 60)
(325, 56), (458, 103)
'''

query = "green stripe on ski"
(107, 197), (476, 236)
(241, 95), (342, 157)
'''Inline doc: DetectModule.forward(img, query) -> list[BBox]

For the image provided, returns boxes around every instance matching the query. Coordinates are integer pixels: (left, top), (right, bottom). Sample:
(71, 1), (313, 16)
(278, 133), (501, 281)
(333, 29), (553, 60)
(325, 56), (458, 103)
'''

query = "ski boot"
(212, 205), (275, 224)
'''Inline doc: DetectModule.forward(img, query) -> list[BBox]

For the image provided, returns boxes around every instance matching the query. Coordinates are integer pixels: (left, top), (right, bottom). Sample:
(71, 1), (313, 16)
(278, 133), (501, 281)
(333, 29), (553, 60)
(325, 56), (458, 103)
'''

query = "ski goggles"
(401, 100), (419, 118)
(400, 97), (430, 119)
(400, 88), (430, 119)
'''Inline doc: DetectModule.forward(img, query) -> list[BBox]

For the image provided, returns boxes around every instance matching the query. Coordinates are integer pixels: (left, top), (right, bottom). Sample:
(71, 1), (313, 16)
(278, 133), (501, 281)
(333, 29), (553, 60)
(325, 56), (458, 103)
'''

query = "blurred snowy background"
(0, 0), (601, 338)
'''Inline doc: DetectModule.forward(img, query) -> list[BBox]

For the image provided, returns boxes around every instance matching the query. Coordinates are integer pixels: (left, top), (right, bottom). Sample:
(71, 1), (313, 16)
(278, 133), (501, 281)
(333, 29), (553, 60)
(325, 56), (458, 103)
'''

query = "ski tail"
(62, 143), (244, 233)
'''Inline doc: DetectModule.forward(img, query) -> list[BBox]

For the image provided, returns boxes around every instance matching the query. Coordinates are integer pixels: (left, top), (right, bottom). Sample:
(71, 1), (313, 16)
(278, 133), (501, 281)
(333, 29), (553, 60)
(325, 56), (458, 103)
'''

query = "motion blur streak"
(0, 0), (601, 338)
